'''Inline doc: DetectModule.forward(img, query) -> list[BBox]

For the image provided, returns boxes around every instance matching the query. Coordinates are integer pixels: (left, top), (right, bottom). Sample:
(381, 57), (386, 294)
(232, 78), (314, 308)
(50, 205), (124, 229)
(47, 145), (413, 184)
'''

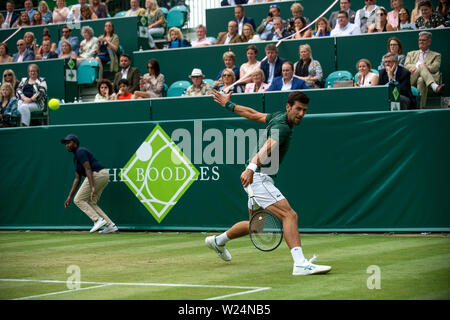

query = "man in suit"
(404, 31), (445, 108)
(256, 4), (286, 40)
(266, 17), (289, 41)
(215, 20), (243, 45)
(234, 5), (255, 35)
(260, 44), (286, 85)
(268, 61), (310, 91)
(113, 54), (140, 94)
(329, 0), (356, 29)
(379, 53), (416, 110)
(2, 0), (20, 28)
(12, 39), (35, 62)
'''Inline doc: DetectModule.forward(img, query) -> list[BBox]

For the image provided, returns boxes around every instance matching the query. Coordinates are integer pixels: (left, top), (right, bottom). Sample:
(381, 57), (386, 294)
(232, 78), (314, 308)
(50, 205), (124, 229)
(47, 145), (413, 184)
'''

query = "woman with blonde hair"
(52, 0), (69, 24)
(294, 44), (323, 89)
(241, 23), (261, 43)
(368, 7), (395, 33)
(312, 17), (331, 37)
(59, 40), (77, 59)
(214, 68), (243, 94)
(411, 0), (422, 23)
(13, 12), (31, 27)
(354, 59), (378, 87)
(244, 68), (269, 93)
(167, 27), (191, 48)
(214, 51), (239, 87)
(145, 0), (167, 49)
(0, 82), (19, 127)
(2, 69), (19, 91)
(38, 1), (53, 24)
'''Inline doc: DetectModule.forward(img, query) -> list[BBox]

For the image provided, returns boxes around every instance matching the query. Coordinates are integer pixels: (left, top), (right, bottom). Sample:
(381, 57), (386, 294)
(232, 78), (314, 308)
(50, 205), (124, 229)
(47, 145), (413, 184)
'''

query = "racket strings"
(250, 212), (283, 251)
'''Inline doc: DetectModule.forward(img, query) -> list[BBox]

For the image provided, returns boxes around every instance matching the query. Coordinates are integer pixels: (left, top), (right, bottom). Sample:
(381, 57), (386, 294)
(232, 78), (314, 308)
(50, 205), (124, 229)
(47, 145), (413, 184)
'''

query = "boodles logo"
(120, 125), (199, 223)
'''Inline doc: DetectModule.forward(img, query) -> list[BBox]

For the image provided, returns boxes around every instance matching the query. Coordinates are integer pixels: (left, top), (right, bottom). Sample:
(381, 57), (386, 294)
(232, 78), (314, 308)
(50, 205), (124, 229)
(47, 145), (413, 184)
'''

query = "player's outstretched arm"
(212, 90), (267, 123)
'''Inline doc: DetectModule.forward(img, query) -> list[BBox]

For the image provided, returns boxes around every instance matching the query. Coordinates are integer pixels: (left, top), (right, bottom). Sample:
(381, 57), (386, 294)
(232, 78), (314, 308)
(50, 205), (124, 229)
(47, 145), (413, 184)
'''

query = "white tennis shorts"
(247, 172), (285, 210)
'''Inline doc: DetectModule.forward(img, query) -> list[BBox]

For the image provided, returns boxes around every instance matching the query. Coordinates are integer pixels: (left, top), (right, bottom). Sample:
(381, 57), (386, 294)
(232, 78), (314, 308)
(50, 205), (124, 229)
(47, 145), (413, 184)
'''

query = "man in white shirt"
(330, 11), (361, 36)
(354, 0), (382, 33)
(191, 25), (214, 47)
(329, 0), (356, 29)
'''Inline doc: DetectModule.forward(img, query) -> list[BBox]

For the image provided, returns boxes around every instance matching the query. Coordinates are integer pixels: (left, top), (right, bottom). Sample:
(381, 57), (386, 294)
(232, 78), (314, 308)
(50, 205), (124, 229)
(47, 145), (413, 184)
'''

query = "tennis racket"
(246, 185), (283, 252)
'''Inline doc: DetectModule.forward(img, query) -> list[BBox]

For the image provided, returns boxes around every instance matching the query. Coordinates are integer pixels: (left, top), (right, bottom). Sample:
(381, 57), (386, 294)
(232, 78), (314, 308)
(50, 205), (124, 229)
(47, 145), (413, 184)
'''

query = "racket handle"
(245, 185), (255, 197)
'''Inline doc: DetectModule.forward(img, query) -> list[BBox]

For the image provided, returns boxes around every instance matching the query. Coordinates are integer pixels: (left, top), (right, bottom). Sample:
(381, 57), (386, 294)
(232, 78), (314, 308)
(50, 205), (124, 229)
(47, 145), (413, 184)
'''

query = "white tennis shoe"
(90, 218), (106, 233)
(292, 255), (332, 276)
(205, 236), (232, 261)
(99, 223), (118, 234)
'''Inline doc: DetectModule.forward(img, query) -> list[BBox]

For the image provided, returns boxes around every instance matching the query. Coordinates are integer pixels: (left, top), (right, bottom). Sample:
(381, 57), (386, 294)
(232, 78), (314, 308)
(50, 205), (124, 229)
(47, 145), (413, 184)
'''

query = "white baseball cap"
(189, 68), (204, 77)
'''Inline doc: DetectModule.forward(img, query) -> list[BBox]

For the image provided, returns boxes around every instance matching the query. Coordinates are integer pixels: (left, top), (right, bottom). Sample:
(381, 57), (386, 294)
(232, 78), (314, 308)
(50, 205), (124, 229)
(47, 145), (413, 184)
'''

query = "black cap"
(61, 134), (79, 145)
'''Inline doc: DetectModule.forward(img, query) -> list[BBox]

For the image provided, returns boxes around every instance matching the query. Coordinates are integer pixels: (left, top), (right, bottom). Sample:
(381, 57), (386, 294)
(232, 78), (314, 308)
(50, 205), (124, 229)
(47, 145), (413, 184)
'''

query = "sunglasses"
(270, 4), (278, 8)
(376, 13), (385, 16)
(223, 74), (233, 77)
(4, 73), (13, 77)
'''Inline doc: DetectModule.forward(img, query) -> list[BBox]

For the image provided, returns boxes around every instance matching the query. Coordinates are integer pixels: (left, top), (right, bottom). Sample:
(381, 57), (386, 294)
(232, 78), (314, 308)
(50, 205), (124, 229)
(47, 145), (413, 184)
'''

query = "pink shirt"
(387, 10), (399, 29)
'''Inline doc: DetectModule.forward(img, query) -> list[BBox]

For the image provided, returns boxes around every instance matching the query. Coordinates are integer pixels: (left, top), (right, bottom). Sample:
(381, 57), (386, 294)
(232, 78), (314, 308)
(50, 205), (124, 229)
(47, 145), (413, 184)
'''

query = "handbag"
(333, 76), (354, 88)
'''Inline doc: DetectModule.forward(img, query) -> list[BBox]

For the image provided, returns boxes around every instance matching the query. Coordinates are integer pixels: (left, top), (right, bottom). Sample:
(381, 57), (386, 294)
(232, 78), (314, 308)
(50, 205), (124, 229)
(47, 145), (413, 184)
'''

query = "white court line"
(0, 279), (271, 300)
(12, 284), (112, 300)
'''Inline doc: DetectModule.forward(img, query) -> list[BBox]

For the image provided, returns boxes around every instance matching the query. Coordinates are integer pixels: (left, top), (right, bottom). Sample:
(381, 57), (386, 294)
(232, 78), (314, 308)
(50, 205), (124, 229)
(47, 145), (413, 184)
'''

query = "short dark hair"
(118, 79), (129, 87)
(121, 53), (131, 61)
(418, 0), (433, 9)
(338, 10), (349, 18)
(287, 91), (309, 106)
(265, 43), (278, 52)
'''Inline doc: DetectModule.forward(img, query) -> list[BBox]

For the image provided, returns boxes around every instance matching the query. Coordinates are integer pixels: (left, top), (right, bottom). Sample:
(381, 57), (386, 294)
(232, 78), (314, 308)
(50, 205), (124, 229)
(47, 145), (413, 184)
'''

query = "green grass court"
(0, 232), (449, 300)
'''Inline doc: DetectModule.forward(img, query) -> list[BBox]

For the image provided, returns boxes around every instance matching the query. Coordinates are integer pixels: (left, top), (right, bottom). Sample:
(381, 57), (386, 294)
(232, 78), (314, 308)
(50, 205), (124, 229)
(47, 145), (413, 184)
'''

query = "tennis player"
(205, 90), (331, 276)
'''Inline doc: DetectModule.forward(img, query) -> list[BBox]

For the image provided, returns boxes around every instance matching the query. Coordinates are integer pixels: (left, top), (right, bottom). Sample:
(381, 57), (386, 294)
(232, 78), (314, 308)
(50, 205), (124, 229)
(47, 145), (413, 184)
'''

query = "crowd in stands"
(0, 0), (448, 128)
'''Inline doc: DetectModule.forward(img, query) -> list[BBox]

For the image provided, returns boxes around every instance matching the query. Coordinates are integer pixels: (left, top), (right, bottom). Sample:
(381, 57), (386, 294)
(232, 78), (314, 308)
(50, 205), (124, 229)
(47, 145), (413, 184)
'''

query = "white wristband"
(246, 162), (258, 172)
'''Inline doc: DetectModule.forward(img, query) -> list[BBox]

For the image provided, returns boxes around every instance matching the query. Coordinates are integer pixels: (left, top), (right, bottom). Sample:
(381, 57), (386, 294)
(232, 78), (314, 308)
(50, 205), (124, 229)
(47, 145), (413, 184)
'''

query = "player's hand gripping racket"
(246, 185), (283, 252)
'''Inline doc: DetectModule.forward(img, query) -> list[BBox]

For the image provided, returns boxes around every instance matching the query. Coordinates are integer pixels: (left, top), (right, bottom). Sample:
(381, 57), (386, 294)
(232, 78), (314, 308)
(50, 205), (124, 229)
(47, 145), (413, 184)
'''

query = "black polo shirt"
(73, 146), (104, 177)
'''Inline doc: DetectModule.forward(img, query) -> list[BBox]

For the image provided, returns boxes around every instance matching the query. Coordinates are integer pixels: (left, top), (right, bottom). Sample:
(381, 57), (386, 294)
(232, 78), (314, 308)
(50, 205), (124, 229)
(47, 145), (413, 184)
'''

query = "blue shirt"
(73, 146), (104, 177)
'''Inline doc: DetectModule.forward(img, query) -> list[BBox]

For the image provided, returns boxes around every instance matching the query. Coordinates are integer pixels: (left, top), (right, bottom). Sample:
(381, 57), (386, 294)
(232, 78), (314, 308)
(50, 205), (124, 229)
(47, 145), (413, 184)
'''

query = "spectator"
(192, 24), (215, 47)
(214, 68), (244, 94)
(80, 4), (98, 21)
(329, 0), (356, 29)
(234, 5), (256, 35)
(113, 53), (140, 93)
(287, 16), (312, 39)
(387, 0), (403, 29)
(41, 28), (58, 53)
(415, 0), (445, 29)
(16, 64), (47, 127)
(244, 68), (269, 93)
(52, 0), (70, 24)
(23, 32), (36, 52)
(0, 14), (5, 29)
(368, 7), (395, 32)
(0, 82), (19, 128)
(354, 0), (382, 33)
(12, 12), (31, 28)
(38, 1), (53, 24)
(56, 26), (80, 55)
(95, 21), (120, 79)
(13, 40), (35, 62)
(378, 52), (416, 110)
(354, 58), (378, 86)
(266, 16), (291, 40)
(77, 26), (98, 65)
(115, 79), (133, 100)
(94, 79), (116, 101)
(286, 3), (311, 33)
(31, 11), (45, 26)
(91, 0), (108, 19)
(183, 68), (214, 96)
(221, 0), (248, 5)
(145, 0), (167, 50)
(125, 0), (146, 17)
(260, 43), (286, 85)
(404, 31), (445, 108)
(0, 43), (13, 64)
(411, 0), (422, 23)
(398, 7), (417, 30)
(24, 0), (37, 22)
(312, 17), (331, 37)
(2, 69), (19, 91)
(2, 1), (19, 28)
(168, 27), (191, 48)
(268, 61), (310, 91)
(293, 44), (323, 89)
(214, 51), (240, 87)
(241, 23), (261, 43)
(330, 11), (361, 36)
(256, 4), (285, 40)
(216, 20), (243, 45)
(59, 40), (77, 59)
(35, 40), (58, 60)
(239, 45), (261, 84)
(133, 58), (165, 99)
(377, 37), (405, 70)
(66, 0), (87, 22)
(436, 0), (449, 26)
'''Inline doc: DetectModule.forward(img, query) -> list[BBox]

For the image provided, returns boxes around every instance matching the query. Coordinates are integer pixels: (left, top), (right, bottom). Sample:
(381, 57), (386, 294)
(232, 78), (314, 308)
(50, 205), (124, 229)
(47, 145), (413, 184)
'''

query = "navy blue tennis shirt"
(73, 146), (104, 177)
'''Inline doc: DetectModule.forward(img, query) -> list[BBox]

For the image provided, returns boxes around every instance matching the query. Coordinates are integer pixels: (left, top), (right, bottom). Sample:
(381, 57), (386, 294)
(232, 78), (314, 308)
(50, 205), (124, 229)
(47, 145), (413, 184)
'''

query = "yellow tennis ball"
(48, 98), (60, 110)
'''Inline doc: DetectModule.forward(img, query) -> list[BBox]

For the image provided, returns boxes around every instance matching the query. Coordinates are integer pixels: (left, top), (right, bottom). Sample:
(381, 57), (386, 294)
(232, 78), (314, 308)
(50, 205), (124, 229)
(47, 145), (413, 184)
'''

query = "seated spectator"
(293, 44), (323, 89)
(145, 0), (167, 50)
(387, 0), (403, 29)
(0, 43), (13, 64)
(378, 52), (416, 110)
(415, 0), (445, 29)
(16, 64), (47, 127)
(241, 23), (261, 43)
(41, 28), (58, 53)
(183, 68), (214, 96)
(266, 17), (291, 41)
(91, 0), (108, 19)
(77, 26), (98, 65)
(398, 7), (417, 30)
(59, 40), (77, 59)
(52, 0), (70, 24)
(216, 20), (243, 45)
(286, 3), (311, 33)
(354, 0), (382, 33)
(411, 0), (421, 23)
(0, 82), (19, 128)
(256, 4), (286, 40)
(214, 68), (244, 94)
(66, 0), (88, 22)
(125, 0), (146, 17)
(113, 53), (140, 93)
(244, 68), (269, 93)
(0, 13), (5, 30)
(133, 58), (165, 99)
(234, 4), (255, 35)
(115, 79), (133, 100)
(368, 7), (395, 32)
(436, 0), (449, 26)
(35, 40), (58, 60)
(330, 11), (361, 36)
(95, 21), (120, 79)
(80, 4), (98, 21)
(239, 45), (261, 84)
(214, 51), (239, 87)
(404, 31), (445, 108)
(38, 1), (52, 24)
(221, 0), (248, 5)
(2, 69), (20, 91)
(377, 37), (405, 70)
(31, 11), (45, 26)
(56, 26), (80, 56)
(2, 1), (20, 29)
(312, 17), (331, 37)
(260, 43), (286, 85)
(94, 79), (116, 101)
(168, 27), (191, 48)
(23, 32), (36, 52)
(12, 12), (31, 28)
(24, 0), (37, 22)
(13, 40), (35, 62)
(354, 58), (379, 87)
(268, 61), (310, 91)
(329, 0), (356, 29)
(287, 16), (312, 39)
(192, 24), (215, 47)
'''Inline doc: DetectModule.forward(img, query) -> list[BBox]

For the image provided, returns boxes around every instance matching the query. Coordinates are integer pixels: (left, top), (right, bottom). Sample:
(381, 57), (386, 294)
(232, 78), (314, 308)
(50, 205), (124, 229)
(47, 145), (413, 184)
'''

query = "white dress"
(358, 72), (377, 87)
